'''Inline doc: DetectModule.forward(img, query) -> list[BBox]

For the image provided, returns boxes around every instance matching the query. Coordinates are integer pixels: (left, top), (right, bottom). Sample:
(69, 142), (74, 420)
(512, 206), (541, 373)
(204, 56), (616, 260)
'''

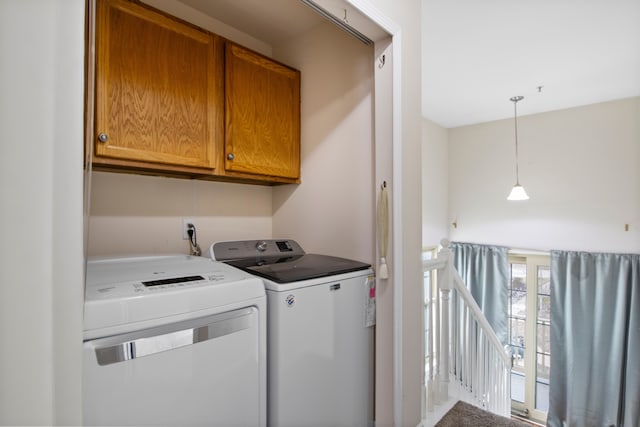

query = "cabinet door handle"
(97, 133), (109, 143)
(227, 153), (235, 160)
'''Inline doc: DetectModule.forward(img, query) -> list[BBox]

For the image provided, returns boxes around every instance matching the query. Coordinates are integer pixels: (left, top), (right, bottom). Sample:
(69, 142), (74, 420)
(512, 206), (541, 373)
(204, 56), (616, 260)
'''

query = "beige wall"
(271, 22), (375, 263)
(142, 0), (272, 55)
(88, 172), (273, 256)
(0, 1), (85, 424)
(422, 118), (449, 248)
(449, 97), (640, 253)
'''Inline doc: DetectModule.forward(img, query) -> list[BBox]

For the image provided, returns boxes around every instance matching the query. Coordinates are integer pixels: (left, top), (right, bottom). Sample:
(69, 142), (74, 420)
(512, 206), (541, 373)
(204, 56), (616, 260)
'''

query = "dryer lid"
(224, 253), (370, 283)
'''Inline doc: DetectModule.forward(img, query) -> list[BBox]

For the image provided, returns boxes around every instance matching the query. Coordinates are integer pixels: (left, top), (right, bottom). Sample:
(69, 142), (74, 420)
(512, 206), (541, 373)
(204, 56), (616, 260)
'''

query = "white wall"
(449, 97), (640, 253)
(0, 1), (85, 424)
(372, 36), (396, 427)
(271, 23), (375, 263)
(142, 0), (272, 55)
(422, 118), (449, 247)
(363, 0), (424, 425)
(88, 172), (273, 256)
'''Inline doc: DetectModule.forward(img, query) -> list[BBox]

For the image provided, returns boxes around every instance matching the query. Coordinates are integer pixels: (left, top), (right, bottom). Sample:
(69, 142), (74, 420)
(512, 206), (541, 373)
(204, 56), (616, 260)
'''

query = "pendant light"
(507, 95), (529, 201)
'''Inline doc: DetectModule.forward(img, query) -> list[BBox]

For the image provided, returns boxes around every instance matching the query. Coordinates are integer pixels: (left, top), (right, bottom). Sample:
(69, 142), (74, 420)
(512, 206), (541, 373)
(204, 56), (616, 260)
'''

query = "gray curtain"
(451, 242), (509, 346)
(548, 250), (640, 427)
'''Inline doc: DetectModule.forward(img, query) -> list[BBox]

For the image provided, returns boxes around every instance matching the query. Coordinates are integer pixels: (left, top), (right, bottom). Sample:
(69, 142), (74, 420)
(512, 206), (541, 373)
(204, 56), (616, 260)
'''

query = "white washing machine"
(83, 255), (266, 426)
(211, 240), (374, 427)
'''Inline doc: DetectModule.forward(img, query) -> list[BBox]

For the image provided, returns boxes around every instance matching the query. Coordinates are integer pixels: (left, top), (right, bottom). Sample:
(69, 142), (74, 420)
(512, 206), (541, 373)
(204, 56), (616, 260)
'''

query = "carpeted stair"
(435, 401), (532, 427)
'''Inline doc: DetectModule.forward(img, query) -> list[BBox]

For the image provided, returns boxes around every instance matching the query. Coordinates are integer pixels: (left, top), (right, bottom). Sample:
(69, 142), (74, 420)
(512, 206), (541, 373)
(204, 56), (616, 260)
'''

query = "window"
(509, 254), (550, 424)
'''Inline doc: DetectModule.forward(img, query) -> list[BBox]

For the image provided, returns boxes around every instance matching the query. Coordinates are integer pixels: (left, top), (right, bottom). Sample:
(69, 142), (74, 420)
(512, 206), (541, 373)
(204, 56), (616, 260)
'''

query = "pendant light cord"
(511, 96), (523, 185)
(507, 95), (529, 200)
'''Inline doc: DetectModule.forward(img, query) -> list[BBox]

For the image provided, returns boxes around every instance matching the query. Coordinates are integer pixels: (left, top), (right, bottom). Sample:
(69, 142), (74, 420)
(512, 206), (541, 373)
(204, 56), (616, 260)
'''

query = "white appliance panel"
(83, 308), (262, 426)
(83, 256), (266, 426)
(267, 271), (373, 427)
(84, 255), (264, 338)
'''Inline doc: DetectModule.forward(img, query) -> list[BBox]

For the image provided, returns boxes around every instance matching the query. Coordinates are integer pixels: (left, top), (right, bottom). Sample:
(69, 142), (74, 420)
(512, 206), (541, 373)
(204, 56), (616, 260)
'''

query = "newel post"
(437, 238), (453, 400)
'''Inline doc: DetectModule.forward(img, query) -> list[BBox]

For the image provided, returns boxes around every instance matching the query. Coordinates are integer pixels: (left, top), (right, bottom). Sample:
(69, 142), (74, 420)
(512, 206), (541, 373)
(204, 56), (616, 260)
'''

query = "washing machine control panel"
(142, 275), (205, 287)
(83, 255), (266, 340)
(87, 272), (236, 300)
(85, 256), (253, 301)
(211, 239), (305, 261)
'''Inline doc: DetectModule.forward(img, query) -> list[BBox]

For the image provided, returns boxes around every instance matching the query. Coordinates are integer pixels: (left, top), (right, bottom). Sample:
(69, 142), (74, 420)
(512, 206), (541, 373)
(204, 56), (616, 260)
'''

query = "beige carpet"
(435, 401), (531, 427)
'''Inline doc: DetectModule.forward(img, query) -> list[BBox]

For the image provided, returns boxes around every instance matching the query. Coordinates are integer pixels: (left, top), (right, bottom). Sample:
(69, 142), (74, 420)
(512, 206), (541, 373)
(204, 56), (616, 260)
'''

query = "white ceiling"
(178, 0), (324, 46)
(422, 0), (640, 128)
(179, 0), (640, 129)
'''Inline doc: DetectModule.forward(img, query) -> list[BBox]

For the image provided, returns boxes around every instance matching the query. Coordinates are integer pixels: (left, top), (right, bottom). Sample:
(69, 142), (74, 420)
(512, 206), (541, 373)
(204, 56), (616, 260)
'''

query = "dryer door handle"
(92, 307), (255, 366)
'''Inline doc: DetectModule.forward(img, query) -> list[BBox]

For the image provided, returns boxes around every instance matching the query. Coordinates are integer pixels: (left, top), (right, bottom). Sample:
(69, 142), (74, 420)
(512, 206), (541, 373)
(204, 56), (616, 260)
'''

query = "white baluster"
(439, 288), (451, 400)
(420, 238), (512, 425)
(437, 239), (453, 402)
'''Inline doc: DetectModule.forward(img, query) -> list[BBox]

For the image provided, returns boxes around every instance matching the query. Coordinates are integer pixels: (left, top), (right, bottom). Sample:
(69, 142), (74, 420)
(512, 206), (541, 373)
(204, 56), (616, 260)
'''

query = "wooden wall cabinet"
(93, 0), (223, 175)
(223, 43), (301, 183)
(91, 0), (300, 184)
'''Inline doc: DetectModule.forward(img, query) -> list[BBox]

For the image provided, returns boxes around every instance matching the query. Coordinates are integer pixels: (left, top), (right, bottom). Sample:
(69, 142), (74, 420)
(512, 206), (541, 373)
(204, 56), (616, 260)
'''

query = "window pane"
(509, 263), (526, 368)
(536, 351), (550, 411)
(510, 318), (526, 370)
(537, 295), (551, 323)
(536, 314), (551, 353)
(509, 263), (526, 403)
(537, 265), (551, 295)
(536, 350), (550, 381)
(536, 377), (550, 412)
(511, 371), (525, 403)
(509, 259), (551, 421)
(536, 265), (551, 413)
(511, 263), (527, 291)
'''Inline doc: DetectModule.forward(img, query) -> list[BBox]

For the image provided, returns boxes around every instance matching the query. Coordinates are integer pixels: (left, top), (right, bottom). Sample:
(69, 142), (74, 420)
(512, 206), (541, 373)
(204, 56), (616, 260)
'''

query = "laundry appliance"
(211, 239), (374, 427)
(82, 255), (266, 426)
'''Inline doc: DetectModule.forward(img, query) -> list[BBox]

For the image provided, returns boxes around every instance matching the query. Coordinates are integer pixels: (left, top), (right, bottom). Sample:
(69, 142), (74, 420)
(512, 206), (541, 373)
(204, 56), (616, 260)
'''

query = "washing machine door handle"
(92, 307), (255, 366)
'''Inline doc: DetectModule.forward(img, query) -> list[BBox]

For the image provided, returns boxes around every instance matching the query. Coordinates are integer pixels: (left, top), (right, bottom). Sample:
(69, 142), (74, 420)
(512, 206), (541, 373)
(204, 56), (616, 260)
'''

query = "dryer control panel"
(211, 239), (305, 261)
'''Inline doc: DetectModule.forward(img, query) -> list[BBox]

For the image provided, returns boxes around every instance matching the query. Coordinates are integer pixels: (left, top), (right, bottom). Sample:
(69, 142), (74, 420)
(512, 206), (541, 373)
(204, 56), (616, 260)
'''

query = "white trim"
(391, 30), (403, 427)
(346, 0), (402, 35)
(508, 248), (551, 256)
(346, 2), (402, 425)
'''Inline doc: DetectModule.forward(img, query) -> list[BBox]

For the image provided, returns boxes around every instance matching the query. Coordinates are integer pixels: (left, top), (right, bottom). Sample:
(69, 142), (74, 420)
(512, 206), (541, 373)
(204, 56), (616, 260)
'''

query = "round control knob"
(97, 133), (109, 143)
(227, 153), (235, 161)
(256, 241), (268, 252)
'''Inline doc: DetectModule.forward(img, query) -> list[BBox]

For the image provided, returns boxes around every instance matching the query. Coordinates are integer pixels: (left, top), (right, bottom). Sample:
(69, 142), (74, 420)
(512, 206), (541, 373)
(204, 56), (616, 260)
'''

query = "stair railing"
(421, 239), (511, 423)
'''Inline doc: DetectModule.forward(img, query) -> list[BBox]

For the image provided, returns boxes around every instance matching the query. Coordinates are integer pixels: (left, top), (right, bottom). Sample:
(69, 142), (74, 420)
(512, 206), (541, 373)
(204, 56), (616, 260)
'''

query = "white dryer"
(212, 240), (374, 427)
(83, 255), (266, 426)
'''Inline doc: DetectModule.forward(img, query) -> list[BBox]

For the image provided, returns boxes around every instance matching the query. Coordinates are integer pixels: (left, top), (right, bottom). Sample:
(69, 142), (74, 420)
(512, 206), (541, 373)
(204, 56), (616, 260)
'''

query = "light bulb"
(507, 184), (529, 201)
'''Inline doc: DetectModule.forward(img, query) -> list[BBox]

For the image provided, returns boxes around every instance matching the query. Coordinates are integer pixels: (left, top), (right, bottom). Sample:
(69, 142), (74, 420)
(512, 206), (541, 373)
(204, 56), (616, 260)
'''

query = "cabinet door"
(95, 0), (222, 171)
(225, 43), (301, 180)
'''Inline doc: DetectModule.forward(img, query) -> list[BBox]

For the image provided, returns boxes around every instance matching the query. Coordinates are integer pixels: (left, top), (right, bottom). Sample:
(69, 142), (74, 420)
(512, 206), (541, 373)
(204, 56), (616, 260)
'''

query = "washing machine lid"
(84, 255), (265, 338)
(224, 253), (371, 284)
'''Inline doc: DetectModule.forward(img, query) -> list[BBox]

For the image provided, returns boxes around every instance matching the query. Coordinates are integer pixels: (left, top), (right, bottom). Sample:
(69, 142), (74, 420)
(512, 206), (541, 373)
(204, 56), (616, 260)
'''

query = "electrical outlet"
(183, 218), (194, 240)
